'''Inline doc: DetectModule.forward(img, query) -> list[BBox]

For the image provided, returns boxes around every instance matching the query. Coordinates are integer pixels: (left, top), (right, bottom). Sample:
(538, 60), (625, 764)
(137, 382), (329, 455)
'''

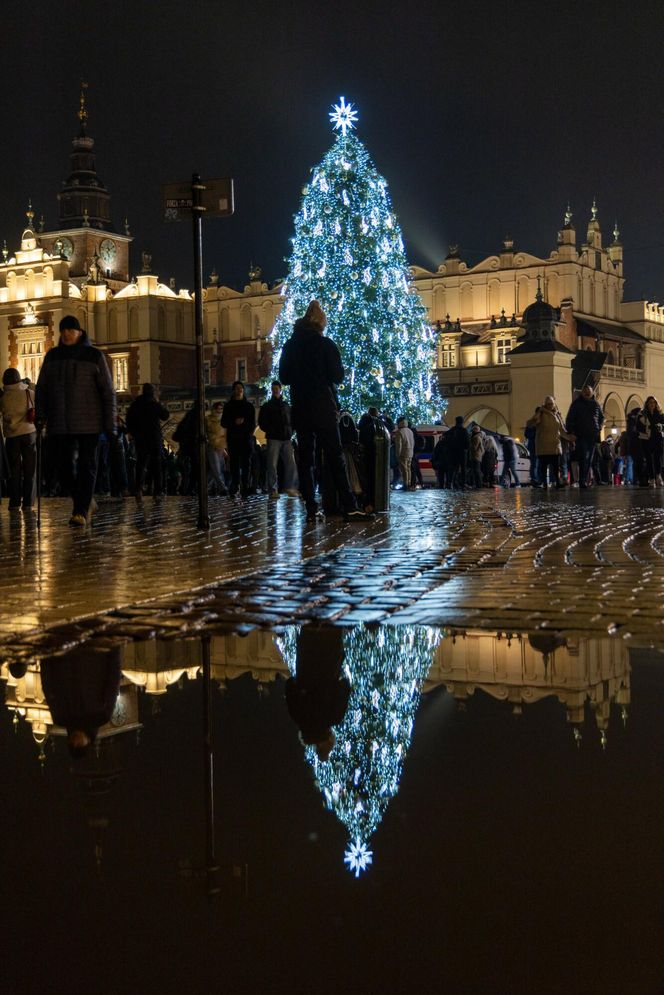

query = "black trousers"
(53, 434), (100, 515)
(296, 411), (355, 515)
(5, 434), (36, 507)
(228, 449), (251, 498)
(135, 446), (163, 496)
(538, 454), (559, 486)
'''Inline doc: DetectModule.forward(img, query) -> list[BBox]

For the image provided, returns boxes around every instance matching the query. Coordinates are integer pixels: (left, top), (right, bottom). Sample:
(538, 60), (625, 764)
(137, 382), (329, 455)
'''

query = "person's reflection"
(285, 624), (350, 761)
(40, 645), (121, 757)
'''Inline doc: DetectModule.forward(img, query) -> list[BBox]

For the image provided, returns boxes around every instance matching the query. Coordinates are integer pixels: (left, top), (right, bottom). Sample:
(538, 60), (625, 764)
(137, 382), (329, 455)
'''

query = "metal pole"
(202, 635), (220, 897)
(192, 173), (210, 530)
(36, 426), (42, 530)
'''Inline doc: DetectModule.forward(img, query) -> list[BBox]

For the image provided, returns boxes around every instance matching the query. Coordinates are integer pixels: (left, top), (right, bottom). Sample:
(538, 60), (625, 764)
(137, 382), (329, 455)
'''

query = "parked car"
(414, 424), (531, 486)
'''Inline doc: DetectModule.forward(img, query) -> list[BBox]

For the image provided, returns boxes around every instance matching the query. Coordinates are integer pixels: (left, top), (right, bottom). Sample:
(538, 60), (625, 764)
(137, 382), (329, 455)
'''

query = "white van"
(414, 424), (531, 486)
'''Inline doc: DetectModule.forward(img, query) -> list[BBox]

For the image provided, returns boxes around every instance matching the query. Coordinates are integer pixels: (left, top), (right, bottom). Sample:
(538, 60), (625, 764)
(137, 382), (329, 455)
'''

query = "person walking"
(35, 315), (116, 526)
(636, 396), (664, 487)
(482, 431), (499, 486)
(125, 383), (169, 502)
(446, 416), (469, 489)
(565, 385), (604, 489)
(279, 300), (372, 523)
(530, 395), (575, 488)
(394, 417), (415, 490)
(0, 368), (37, 510)
(258, 380), (299, 499)
(469, 425), (484, 488)
(499, 435), (520, 487)
(205, 401), (228, 496)
(221, 381), (255, 502)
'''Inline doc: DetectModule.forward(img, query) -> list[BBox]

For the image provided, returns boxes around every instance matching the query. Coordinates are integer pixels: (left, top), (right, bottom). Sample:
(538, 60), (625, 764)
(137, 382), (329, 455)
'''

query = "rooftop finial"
(613, 220), (620, 244)
(591, 197), (598, 221)
(78, 80), (89, 132)
(536, 275), (543, 302)
(26, 199), (34, 226)
(564, 203), (573, 227)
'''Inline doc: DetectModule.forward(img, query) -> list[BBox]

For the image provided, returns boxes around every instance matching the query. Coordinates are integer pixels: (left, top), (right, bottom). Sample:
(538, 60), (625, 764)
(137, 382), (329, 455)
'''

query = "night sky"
(3, 0), (664, 300)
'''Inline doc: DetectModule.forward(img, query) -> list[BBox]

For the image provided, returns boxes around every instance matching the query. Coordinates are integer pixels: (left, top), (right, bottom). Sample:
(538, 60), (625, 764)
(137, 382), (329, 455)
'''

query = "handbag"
(25, 388), (36, 424)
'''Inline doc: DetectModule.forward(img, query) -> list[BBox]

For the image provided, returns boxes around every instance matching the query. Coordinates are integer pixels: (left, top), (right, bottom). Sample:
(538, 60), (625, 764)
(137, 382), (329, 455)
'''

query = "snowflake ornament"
(329, 96), (358, 137)
(344, 839), (373, 877)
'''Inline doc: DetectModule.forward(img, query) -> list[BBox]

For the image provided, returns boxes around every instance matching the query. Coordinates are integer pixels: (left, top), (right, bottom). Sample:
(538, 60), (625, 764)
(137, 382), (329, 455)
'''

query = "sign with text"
(163, 178), (234, 222)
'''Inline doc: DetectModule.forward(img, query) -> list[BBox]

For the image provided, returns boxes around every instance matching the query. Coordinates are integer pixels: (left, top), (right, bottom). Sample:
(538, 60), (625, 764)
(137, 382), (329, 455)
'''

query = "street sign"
(162, 177), (234, 222)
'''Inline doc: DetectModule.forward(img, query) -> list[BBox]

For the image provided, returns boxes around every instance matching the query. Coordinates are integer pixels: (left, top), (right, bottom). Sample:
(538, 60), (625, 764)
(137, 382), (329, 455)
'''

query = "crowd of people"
(1, 310), (663, 524)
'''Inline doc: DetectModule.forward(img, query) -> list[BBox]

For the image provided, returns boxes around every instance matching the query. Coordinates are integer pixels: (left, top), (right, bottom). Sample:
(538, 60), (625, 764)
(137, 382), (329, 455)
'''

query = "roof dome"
(522, 288), (555, 325)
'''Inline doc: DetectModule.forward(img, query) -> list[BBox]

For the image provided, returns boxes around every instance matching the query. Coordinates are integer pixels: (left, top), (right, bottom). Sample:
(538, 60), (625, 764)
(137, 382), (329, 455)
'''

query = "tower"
(38, 83), (132, 289)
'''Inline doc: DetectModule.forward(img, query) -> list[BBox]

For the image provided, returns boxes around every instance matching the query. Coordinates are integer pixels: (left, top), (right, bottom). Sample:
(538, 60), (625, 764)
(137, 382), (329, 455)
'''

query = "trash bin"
(373, 422), (391, 512)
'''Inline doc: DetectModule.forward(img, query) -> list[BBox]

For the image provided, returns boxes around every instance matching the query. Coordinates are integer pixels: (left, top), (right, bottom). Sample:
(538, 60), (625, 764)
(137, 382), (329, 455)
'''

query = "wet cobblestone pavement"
(3, 487), (664, 663)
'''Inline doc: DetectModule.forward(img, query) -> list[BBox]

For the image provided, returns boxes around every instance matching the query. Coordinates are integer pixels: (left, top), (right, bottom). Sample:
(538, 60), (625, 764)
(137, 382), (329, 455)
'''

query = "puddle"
(2, 625), (662, 993)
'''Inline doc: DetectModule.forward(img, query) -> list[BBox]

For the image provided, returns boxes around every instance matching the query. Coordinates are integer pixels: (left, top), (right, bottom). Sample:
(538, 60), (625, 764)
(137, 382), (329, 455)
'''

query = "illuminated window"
(496, 336), (514, 364)
(440, 340), (457, 368)
(111, 353), (130, 392)
(16, 328), (47, 383)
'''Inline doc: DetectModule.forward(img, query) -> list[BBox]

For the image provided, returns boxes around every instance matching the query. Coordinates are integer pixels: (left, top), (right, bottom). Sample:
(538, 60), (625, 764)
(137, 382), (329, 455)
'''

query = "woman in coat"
(0, 368), (37, 510)
(531, 396), (575, 488)
(636, 395), (664, 486)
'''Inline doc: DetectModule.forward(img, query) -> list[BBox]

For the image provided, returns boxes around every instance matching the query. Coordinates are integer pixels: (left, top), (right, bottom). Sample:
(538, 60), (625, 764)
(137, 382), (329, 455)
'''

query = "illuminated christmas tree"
(269, 97), (441, 423)
(279, 624), (442, 876)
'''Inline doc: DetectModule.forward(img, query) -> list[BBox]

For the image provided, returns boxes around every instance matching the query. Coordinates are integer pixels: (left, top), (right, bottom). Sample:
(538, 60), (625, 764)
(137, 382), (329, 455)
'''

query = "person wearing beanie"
(125, 382), (169, 501)
(279, 300), (373, 523)
(0, 367), (37, 510)
(35, 315), (116, 526)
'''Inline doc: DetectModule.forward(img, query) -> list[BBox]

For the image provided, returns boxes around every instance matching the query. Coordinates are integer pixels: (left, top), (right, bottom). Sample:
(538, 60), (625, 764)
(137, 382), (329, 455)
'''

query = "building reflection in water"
(1, 625), (632, 874)
(278, 624), (442, 876)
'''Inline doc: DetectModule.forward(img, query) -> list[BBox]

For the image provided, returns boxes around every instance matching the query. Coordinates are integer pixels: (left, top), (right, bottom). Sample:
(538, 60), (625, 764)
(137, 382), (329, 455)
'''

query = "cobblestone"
(3, 488), (664, 662)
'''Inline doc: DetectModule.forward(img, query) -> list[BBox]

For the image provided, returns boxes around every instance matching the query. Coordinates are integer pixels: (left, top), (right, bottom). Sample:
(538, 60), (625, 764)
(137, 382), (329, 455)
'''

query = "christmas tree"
(279, 624), (442, 876)
(269, 97), (441, 423)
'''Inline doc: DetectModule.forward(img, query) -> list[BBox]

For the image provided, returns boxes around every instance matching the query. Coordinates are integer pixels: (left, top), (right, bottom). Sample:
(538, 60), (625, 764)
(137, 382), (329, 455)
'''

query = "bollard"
(373, 422), (391, 512)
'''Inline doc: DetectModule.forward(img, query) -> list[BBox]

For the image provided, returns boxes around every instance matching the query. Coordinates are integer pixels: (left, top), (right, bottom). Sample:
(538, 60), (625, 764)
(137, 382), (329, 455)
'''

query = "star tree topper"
(329, 96), (358, 137)
(344, 839), (373, 877)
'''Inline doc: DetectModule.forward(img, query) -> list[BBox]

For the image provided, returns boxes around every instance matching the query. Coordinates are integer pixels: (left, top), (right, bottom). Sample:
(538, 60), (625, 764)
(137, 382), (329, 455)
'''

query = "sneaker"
(69, 513), (86, 527)
(343, 508), (376, 522)
(285, 488), (300, 498)
(649, 479), (656, 488)
(657, 476), (664, 487)
(86, 498), (98, 525)
(269, 491), (280, 500)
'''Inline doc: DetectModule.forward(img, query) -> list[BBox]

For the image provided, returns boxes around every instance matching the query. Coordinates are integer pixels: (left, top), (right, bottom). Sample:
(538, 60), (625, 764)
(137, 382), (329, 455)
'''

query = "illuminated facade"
(411, 208), (664, 435)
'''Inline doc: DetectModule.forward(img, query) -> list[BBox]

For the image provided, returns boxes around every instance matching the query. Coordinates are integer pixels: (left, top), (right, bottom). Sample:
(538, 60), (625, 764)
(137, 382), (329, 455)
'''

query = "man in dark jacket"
(221, 381), (256, 501)
(279, 300), (372, 523)
(40, 645), (122, 757)
(258, 380), (299, 499)
(285, 624), (351, 761)
(125, 383), (169, 502)
(35, 314), (116, 526)
(566, 385), (604, 488)
(445, 416), (469, 489)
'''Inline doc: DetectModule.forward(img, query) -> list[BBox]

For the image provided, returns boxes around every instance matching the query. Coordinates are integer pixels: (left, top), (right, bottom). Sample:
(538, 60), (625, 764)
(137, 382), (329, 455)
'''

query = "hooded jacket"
(0, 381), (36, 438)
(278, 318), (344, 420)
(35, 332), (116, 435)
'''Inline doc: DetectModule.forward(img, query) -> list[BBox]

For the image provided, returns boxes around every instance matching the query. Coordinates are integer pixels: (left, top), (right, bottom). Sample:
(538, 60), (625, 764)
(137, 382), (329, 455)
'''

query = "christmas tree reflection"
(280, 624), (441, 876)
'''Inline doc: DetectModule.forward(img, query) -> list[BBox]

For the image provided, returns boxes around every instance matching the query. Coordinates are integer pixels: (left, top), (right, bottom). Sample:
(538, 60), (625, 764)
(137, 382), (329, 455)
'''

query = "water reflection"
(1, 625), (634, 874)
(279, 624), (441, 875)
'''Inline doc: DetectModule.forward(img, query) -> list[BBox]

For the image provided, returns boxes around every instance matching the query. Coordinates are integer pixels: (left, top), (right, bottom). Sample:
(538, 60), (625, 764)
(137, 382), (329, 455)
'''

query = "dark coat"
(258, 396), (293, 440)
(279, 319), (344, 424)
(285, 626), (351, 742)
(502, 436), (518, 462)
(125, 394), (169, 450)
(220, 397), (256, 453)
(566, 395), (604, 442)
(35, 332), (116, 435)
(446, 425), (469, 456)
(41, 647), (122, 738)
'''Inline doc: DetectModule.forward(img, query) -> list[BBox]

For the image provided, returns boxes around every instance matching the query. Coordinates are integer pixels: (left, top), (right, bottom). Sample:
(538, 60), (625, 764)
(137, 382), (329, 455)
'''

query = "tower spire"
(591, 197), (598, 222)
(564, 203), (573, 227)
(78, 81), (89, 134)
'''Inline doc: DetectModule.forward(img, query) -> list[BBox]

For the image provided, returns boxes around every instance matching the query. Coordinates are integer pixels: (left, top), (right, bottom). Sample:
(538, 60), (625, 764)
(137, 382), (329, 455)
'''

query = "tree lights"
(269, 99), (441, 423)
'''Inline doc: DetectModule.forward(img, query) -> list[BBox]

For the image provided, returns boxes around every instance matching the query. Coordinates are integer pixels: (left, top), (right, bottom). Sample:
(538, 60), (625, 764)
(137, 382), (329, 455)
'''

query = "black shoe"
(344, 509), (375, 522)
